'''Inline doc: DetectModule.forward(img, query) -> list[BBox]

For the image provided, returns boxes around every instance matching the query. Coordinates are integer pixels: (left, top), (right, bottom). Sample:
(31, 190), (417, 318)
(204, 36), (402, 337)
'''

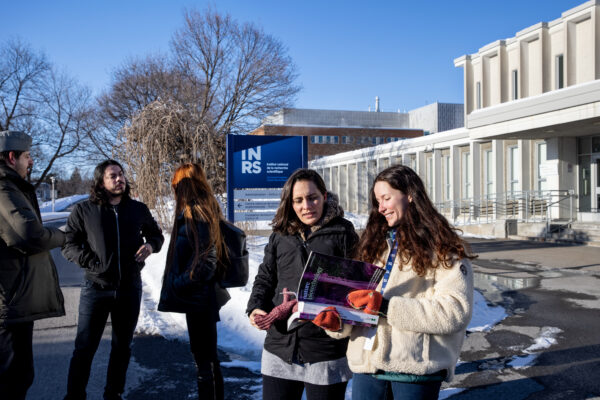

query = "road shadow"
(127, 334), (261, 400)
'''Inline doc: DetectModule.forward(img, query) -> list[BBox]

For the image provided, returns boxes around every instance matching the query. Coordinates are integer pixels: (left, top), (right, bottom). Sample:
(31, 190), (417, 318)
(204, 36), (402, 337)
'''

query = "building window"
(443, 155), (451, 201)
(555, 54), (564, 90)
(511, 70), (518, 100)
(508, 146), (519, 195)
(461, 151), (472, 199)
(476, 82), (482, 109)
(311, 135), (339, 144)
(408, 155), (417, 171)
(426, 156), (434, 196)
(537, 142), (547, 191)
(483, 149), (493, 197)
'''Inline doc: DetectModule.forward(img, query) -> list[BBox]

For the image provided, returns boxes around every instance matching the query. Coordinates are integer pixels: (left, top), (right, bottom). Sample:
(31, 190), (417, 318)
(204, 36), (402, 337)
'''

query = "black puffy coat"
(157, 217), (220, 321)
(246, 196), (358, 364)
(0, 164), (65, 325)
(62, 197), (164, 289)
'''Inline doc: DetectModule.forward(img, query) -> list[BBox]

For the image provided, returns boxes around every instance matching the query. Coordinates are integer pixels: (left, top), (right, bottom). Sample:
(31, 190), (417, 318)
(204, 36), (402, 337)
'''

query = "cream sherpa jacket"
(328, 247), (473, 382)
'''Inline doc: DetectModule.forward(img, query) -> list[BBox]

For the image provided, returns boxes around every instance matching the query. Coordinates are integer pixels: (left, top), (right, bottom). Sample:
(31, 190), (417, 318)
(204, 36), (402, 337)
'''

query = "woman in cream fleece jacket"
(323, 165), (475, 400)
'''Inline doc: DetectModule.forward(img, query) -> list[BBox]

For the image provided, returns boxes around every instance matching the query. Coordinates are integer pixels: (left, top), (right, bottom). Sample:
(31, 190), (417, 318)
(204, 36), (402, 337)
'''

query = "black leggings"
(186, 313), (223, 400)
(262, 374), (348, 400)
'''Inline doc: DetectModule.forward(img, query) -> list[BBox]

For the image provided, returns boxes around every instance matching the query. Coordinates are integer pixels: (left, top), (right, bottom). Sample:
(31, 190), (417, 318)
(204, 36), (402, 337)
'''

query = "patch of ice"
(439, 387), (466, 399)
(467, 290), (508, 332)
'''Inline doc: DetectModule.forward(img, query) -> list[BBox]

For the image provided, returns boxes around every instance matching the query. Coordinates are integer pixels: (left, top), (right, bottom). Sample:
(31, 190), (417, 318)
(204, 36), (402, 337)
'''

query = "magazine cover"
(287, 251), (386, 330)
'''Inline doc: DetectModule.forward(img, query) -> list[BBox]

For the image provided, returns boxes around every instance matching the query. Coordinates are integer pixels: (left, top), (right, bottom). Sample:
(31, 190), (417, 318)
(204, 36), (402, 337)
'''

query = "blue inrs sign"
(226, 135), (308, 222)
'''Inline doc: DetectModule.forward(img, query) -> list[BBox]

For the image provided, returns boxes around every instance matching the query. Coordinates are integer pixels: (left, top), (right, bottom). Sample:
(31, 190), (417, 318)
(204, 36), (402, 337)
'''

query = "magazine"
(287, 251), (386, 330)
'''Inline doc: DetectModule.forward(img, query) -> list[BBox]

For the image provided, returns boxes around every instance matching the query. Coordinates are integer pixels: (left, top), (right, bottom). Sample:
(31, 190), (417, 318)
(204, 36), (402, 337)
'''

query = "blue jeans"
(352, 373), (442, 400)
(0, 321), (34, 400)
(65, 279), (142, 400)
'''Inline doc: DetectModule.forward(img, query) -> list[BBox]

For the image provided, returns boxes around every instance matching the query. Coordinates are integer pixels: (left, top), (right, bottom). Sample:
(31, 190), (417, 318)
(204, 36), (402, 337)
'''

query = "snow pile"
(136, 234), (267, 358)
(467, 290), (508, 332)
(507, 326), (562, 369)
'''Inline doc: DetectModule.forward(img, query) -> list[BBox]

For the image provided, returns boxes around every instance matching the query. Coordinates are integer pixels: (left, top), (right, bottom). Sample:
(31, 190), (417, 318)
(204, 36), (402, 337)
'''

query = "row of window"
(421, 143), (548, 200)
(310, 135), (403, 145)
(310, 135), (339, 144)
(475, 54), (564, 109)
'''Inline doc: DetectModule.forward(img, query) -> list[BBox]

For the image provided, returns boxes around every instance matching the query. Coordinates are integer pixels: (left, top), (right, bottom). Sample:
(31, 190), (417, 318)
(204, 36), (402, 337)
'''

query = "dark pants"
(186, 313), (223, 400)
(0, 321), (34, 400)
(65, 279), (142, 400)
(352, 373), (442, 400)
(262, 375), (348, 400)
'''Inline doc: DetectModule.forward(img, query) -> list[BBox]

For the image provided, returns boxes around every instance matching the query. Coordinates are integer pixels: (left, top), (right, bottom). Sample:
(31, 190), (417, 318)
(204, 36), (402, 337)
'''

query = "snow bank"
(136, 234), (267, 359)
(468, 290), (508, 332)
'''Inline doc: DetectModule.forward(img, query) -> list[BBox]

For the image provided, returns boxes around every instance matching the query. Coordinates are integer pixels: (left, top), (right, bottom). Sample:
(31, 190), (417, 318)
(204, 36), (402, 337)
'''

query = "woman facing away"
(316, 164), (476, 400)
(246, 168), (359, 400)
(158, 163), (228, 400)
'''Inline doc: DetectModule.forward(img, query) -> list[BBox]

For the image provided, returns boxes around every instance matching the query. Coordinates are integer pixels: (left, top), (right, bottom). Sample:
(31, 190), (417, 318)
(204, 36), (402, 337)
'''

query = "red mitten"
(347, 290), (383, 315)
(312, 306), (342, 332)
(254, 288), (298, 330)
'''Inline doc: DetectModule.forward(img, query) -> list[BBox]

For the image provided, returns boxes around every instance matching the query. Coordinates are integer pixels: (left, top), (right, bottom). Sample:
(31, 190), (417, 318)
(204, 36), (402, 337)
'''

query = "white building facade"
(310, 1), (600, 237)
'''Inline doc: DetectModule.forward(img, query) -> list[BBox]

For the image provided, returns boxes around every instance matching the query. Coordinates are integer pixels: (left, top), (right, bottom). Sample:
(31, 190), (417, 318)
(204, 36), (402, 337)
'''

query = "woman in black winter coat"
(247, 168), (359, 400)
(158, 163), (228, 400)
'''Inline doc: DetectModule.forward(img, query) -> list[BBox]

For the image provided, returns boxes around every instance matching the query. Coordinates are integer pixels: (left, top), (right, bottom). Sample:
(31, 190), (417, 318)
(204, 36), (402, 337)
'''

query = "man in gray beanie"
(0, 130), (66, 399)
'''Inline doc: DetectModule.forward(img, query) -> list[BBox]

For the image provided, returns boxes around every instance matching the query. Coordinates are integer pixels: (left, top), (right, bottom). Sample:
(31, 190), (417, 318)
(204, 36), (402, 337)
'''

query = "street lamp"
(50, 176), (56, 212)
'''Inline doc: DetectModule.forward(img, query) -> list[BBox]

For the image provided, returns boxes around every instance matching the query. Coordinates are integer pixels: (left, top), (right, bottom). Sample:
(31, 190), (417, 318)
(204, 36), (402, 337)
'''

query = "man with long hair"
(62, 159), (164, 400)
(0, 130), (65, 399)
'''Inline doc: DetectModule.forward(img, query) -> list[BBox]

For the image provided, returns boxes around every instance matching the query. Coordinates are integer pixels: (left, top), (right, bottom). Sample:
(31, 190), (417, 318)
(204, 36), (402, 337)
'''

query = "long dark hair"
(164, 163), (226, 281)
(89, 160), (131, 205)
(271, 168), (327, 235)
(356, 165), (475, 276)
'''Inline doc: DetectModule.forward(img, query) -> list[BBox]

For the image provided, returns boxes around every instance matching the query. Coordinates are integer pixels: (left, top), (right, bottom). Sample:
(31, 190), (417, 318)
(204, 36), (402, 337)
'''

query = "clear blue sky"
(1, 0), (584, 114)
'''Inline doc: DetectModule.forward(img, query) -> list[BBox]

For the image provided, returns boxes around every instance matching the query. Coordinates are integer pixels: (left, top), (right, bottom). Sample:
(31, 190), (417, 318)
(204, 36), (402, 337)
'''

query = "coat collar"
(0, 163), (34, 192)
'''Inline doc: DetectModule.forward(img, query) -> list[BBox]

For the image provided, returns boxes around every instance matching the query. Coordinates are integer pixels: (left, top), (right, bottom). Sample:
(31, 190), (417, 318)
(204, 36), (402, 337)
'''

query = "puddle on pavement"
(474, 271), (541, 292)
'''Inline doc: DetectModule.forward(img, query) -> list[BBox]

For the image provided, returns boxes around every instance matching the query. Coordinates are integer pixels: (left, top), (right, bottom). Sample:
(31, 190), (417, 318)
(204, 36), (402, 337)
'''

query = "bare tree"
(95, 9), (300, 201)
(31, 68), (95, 186)
(0, 38), (49, 133)
(0, 38), (96, 187)
(172, 8), (301, 136)
(93, 55), (204, 158)
(116, 99), (222, 227)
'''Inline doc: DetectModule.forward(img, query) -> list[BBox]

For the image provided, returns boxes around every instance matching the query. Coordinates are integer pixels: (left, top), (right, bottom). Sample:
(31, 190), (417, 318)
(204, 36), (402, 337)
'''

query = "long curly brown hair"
(355, 165), (475, 276)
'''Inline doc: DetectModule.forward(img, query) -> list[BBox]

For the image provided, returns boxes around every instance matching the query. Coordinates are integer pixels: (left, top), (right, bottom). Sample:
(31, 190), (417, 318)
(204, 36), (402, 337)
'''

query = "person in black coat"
(62, 160), (164, 400)
(0, 130), (65, 400)
(247, 168), (358, 400)
(158, 163), (229, 400)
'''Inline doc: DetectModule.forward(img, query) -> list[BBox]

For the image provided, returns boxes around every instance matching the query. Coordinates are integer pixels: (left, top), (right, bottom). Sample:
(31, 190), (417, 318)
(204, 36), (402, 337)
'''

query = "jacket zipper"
(112, 205), (122, 285)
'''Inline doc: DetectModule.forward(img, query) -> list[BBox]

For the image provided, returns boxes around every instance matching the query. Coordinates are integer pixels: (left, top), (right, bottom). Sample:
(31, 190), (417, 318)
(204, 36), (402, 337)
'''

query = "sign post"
(226, 135), (308, 223)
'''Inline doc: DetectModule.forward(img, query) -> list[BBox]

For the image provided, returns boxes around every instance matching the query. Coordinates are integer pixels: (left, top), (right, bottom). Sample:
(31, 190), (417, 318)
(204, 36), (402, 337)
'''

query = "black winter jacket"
(157, 217), (219, 321)
(62, 197), (164, 289)
(0, 165), (65, 325)
(246, 196), (358, 364)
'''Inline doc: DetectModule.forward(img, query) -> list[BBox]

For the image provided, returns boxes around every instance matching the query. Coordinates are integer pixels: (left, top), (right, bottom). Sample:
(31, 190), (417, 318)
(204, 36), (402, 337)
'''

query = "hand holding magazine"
(287, 251), (386, 330)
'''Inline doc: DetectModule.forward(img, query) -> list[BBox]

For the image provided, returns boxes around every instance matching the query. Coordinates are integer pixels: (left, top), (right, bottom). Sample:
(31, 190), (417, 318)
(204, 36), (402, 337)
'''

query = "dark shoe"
(103, 392), (123, 400)
(196, 361), (224, 400)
